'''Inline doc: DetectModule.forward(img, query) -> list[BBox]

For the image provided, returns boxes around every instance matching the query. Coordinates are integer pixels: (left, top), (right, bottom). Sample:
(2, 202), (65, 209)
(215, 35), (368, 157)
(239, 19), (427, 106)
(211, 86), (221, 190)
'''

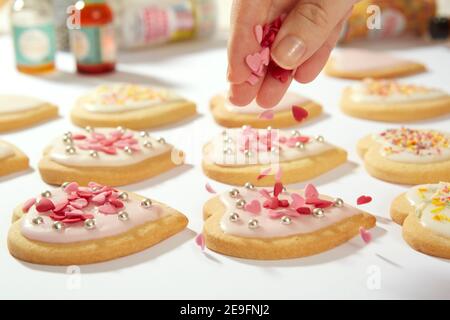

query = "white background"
(0, 32), (449, 299)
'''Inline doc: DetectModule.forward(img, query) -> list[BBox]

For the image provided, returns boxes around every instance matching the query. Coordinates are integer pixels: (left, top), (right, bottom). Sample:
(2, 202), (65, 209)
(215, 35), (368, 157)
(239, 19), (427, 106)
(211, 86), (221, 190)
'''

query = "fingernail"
(271, 35), (306, 69)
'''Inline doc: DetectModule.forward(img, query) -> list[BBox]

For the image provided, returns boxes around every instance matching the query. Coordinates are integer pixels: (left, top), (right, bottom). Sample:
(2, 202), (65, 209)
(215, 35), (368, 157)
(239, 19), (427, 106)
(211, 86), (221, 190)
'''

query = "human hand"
(227, 0), (357, 108)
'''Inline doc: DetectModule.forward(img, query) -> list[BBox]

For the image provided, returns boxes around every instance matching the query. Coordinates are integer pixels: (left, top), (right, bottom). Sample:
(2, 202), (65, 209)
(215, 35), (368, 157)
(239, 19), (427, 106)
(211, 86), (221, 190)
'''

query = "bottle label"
(71, 24), (116, 65)
(12, 23), (56, 66)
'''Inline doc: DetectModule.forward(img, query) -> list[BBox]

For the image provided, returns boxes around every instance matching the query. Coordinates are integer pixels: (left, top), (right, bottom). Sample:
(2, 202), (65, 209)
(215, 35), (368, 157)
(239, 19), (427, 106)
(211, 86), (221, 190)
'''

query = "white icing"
(406, 183), (450, 238)
(21, 188), (167, 244)
(0, 142), (14, 160)
(373, 129), (450, 164)
(223, 91), (310, 114)
(350, 83), (447, 104)
(0, 95), (45, 114)
(80, 83), (184, 113)
(219, 187), (360, 238)
(204, 128), (333, 167)
(48, 128), (174, 167)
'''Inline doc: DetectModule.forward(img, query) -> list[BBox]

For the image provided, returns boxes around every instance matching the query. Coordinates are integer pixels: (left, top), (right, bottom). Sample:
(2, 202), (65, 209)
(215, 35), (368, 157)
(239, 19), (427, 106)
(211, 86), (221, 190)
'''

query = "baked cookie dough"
(0, 95), (58, 132)
(357, 128), (450, 185)
(0, 140), (29, 178)
(390, 182), (450, 259)
(8, 182), (188, 265)
(71, 83), (197, 130)
(202, 126), (347, 186)
(325, 49), (426, 80)
(203, 183), (376, 260)
(341, 79), (450, 122)
(38, 127), (185, 186)
(210, 91), (322, 128)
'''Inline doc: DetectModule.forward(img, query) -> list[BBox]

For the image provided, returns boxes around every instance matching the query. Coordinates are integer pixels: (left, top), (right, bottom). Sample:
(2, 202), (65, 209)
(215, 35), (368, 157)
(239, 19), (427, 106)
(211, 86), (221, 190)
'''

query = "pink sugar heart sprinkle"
(292, 105), (309, 122)
(246, 73), (260, 86)
(304, 184), (319, 200)
(22, 198), (36, 213)
(290, 193), (305, 209)
(64, 182), (79, 193)
(257, 167), (272, 180)
(35, 198), (55, 213)
(245, 52), (263, 73)
(254, 24), (263, 44)
(258, 110), (274, 120)
(357, 195), (373, 205)
(69, 198), (87, 209)
(98, 203), (118, 214)
(244, 200), (261, 214)
(275, 167), (283, 182)
(91, 193), (106, 205)
(195, 233), (206, 251)
(360, 227), (372, 244)
(205, 183), (216, 194)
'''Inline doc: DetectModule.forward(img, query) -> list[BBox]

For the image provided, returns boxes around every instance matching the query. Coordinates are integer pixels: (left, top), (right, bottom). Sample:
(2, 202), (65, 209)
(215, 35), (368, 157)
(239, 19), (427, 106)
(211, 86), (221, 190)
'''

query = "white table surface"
(0, 33), (449, 300)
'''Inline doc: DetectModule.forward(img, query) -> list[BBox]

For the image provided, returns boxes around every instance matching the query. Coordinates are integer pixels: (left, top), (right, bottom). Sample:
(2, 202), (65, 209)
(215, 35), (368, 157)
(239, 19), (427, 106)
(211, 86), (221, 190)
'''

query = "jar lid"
(428, 16), (449, 40)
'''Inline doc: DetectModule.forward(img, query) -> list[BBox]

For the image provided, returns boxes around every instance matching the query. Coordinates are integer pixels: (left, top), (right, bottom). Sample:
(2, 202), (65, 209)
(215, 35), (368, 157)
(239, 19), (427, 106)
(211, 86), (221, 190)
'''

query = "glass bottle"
(10, 0), (57, 74)
(70, 0), (116, 74)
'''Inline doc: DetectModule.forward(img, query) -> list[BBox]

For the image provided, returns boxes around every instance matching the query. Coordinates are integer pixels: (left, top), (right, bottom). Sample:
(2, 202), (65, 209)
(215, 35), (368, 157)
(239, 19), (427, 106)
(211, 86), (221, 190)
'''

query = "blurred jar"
(339, 0), (437, 43)
(114, 0), (217, 49)
(10, 0), (57, 74)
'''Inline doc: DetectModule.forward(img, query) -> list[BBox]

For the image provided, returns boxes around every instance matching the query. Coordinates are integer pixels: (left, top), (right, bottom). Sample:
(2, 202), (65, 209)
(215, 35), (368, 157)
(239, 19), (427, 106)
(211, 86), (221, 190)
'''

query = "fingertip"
(229, 83), (257, 106)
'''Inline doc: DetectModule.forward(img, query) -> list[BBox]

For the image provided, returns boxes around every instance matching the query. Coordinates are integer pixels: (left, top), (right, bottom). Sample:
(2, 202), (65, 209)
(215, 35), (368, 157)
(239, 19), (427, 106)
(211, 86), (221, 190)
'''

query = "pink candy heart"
(195, 233), (205, 251)
(22, 198), (36, 213)
(290, 193), (305, 209)
(245, 200), (262, 214)
(35, 198), (55, 213)
(254, 24), (263, 44)
(246, 52), (264, 73)
(258, 110), (274, 120)
(305, 184), (319, 200)
(360, 227), (372, 244)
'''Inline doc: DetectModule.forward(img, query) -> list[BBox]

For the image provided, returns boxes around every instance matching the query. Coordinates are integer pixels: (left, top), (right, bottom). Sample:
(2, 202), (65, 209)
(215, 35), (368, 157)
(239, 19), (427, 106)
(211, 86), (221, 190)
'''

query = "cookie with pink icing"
(341, 78), (450, 122)
(0, 140), (29, 178)
(209, 91), (323, 128)
(325, 49), (426, 80)
(38, 127), (185, 186)
(390, 182), (450, 259)
(357, 128), (450, 185)
(202, 182), (376, 260)
(202, 126), (347, 186)
(8, 181), (188, 265)
(71, 83), (197, 130)
(0, 95), (58, 132)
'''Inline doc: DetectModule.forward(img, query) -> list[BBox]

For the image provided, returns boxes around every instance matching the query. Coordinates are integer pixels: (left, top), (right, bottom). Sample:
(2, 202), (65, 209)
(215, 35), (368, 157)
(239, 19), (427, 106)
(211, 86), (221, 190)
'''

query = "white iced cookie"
(341, 79), (450, 122)
(0, 95), (58, 132)
(71, 83), (197, 130)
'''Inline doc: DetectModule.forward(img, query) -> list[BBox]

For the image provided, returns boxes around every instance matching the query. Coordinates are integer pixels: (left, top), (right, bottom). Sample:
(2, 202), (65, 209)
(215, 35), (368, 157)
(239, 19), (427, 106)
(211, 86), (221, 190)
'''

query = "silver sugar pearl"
(316, 135), (325, 143)
(61, 182), (70, 189)
(118, 192), (129, 201)
(295, 141), (305, 150)
(244, 150), (252, 158)
(32, 216), (44, 225)
(223, 136), (233, 144)
(41, 190), (52, 198)
(89, 150), (99, 158)
(52, 221), (64, 231)
(312, 208), (325, 218)
(117, 126), (125, 134)
(64, 131), (72, 138)
(266, 126), (272, 131)
(140, 131), (149, 138)
(334, 198), (344, 207)
(157, 137), (166, 144)
(143, 140), (153, 148)
(84, 219), (96, 230)
(248, 219), (259, 229)
(242, 125), (250, 130)
(63, 136), (73, 145)
(124, 146), (133, 155)
(223, 148), (233, 155)
(229, 212), (240, 222)
(85, 126), (94, 133)
(118, 211), (129, 221)
(221, 130), (228, 136)
(291, 130), (301, 137)
(65, 146), (76, 155)
(281, 216), (292, 225)
(236, 199), (246, 209)
(270, 147), (280, 154)
(229, 188), (240, 198)
(141, 198), (153, 208)
(244, 182), (255, 190)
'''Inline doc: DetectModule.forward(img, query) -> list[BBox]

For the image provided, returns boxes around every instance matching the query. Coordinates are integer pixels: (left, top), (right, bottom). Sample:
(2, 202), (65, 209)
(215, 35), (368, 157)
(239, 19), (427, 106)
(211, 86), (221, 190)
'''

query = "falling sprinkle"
(257, 167), (272, 180)
(292, 105), (309, 122)
(205, 183), (217, 194)
(258, 110), (274, 120)
(195, 233), (206, 251)
(357, 195), (372, 205)
(360, 227), (372, 244)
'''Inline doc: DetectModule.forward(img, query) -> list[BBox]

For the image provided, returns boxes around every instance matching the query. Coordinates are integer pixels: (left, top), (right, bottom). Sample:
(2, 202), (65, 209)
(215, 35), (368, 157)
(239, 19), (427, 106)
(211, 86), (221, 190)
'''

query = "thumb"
(271, 0), (356, 70)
